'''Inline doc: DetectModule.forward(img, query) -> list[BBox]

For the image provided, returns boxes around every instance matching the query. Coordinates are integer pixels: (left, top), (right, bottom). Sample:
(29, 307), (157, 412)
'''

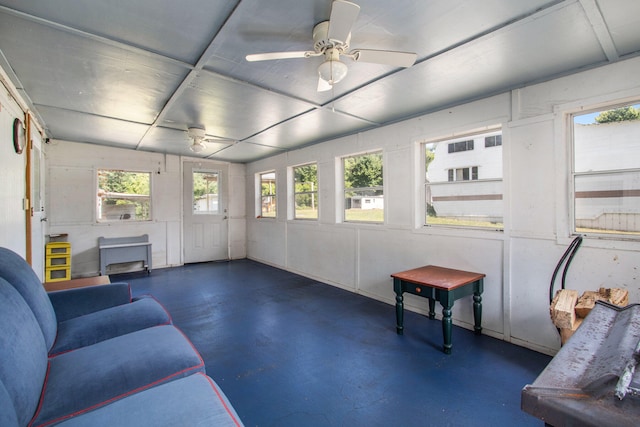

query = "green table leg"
(428, 298), (436, 319)
(473, 292), (482, 335)
(394, 279), (404, 335)
(442, 305), (453, 354)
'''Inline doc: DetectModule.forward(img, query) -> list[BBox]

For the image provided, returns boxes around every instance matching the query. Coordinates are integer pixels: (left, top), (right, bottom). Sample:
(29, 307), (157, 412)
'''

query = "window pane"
(344, 152), (383, 223)
(573, 103), (640, 235)
(425, 131), (503, 228)
(294, 164), (318, 220)
(193, 171), (219, 214)
(260, 172), (276, 217)
(97, 170), (150, 222)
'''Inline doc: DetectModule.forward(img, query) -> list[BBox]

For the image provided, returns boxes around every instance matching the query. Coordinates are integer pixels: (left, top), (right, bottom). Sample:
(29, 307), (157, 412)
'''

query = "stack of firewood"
(550, 287), (629, 345)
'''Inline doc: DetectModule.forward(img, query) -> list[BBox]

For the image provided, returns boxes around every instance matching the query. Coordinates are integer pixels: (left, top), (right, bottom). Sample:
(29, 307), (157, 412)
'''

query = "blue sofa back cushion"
(31, 325), (205, 427)
(0, 248), (57, 349)
(0, 277), (48, 427)
(50, 296), (172, 355)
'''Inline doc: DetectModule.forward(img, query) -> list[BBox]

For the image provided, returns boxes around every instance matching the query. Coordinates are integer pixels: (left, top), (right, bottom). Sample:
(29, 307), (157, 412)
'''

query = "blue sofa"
(0, 247), (243, 427)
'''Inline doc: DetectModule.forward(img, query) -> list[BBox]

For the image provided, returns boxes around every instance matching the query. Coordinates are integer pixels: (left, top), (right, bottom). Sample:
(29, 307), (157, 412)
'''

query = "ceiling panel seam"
(135, 2), (245, 151)
(578, 0), (620, 61)
(33, 103), (152, 126)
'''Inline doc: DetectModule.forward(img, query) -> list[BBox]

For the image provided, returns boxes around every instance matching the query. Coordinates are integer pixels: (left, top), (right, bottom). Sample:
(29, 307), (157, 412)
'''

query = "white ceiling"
(0, 0), (638, 162)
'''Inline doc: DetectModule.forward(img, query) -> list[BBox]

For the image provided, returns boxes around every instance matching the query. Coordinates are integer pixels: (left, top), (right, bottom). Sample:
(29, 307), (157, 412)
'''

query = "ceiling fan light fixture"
(189, 141), (206, 153)
(317, 59), (348, 85)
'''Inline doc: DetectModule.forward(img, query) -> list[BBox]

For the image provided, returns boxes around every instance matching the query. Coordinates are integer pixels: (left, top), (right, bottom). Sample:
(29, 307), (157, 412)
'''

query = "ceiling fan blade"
(327, 0), (360, 43)
(205, 137), (236, 145)
(246, 51), (311, 62)
(317, 77), (332, 92)
(351, 49), (417, 67)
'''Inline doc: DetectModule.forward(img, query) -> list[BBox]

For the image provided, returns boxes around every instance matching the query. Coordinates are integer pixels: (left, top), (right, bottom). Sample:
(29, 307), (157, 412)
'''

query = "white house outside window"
(572, 102), (640, 237)
(424, 130), (503, 229)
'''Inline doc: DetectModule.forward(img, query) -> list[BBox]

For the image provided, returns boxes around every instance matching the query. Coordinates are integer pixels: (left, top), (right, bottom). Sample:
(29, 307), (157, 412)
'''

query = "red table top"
(391, 265), (485, 290)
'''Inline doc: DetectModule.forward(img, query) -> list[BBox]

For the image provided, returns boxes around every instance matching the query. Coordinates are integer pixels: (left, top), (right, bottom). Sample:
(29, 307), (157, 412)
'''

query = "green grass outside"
(345, 208), (384, 222)
(427, 216), (503, 229)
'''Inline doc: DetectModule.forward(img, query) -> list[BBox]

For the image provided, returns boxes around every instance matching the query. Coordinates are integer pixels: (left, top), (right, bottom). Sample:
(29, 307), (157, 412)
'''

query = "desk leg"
(473, 291), (482, 335)
(442, 305), (453, 354)
(393, 279), (404, 335)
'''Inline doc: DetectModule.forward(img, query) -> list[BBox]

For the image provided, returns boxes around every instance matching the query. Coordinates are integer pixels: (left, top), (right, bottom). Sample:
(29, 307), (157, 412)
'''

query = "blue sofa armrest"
(48, 283), (132, 322)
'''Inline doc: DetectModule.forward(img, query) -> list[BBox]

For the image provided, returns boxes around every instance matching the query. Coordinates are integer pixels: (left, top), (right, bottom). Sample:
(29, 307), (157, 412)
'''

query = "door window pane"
(193, 171), (220, 214)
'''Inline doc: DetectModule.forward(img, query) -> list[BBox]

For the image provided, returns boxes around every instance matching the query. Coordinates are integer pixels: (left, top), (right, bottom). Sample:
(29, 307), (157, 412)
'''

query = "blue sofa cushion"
(50, 296), (171, 355)
(56, 373), (244, 427)
(48, 283), (132, 323)
(0, 278), (48, 427)
(30, 325), (205, 427)
(0, 247), (58, 349)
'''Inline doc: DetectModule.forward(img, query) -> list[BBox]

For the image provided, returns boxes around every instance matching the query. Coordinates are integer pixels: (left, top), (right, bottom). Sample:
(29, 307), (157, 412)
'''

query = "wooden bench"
(98, 234), (152, 276)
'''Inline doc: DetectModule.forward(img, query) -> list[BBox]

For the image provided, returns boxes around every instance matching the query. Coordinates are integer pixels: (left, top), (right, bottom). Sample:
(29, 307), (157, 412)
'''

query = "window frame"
(570, 100), (640, 240)
(423, 129), (503, 230)
(341, 150), (384, 224)
(291, 162), (319, 221)
(96, 168), (152, 223)
(257, 171), (277, 218)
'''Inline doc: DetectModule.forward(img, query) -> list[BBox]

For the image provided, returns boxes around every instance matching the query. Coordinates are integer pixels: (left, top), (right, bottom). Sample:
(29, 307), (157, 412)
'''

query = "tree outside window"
(343, 152), (383, 223)
(97, 169), (150, 222)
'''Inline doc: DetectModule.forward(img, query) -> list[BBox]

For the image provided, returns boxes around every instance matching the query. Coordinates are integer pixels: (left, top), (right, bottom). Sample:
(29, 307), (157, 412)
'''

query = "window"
(193, 170), (220, 214)
(447, 166), (479, 182)
(293, 163), (318, 220)
(572, 102), (640, 237)
(424, 130), (503, 229)
(448, 139), (474, 153)
(343, 152), (384, 223)
(97, 169), (150, 222)
(259, 171), (276, 218)
(485, 135), (502, 147)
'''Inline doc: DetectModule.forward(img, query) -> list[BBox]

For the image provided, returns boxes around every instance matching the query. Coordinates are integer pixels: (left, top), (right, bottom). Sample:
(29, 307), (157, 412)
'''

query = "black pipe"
(549, 235), (583, 304)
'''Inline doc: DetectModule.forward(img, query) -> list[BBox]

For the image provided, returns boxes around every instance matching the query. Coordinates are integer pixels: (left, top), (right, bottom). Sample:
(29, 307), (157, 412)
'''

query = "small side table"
(391, 265), (485, 354)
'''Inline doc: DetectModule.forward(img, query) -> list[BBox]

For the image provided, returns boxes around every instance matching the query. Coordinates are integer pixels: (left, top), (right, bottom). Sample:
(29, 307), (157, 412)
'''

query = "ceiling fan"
(245, 0), (417, 92)
(186, 127), (236, 153)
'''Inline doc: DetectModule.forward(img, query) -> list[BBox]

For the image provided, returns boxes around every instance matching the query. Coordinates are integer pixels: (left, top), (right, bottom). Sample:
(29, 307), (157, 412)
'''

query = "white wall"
(46, 141), (246, 277)
(245, 56), (640, 355)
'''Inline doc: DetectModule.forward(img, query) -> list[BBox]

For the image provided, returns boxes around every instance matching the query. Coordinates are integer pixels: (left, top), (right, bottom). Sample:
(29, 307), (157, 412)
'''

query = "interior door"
(183, 162), (228, 263)
(29, 124), (46, 280)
